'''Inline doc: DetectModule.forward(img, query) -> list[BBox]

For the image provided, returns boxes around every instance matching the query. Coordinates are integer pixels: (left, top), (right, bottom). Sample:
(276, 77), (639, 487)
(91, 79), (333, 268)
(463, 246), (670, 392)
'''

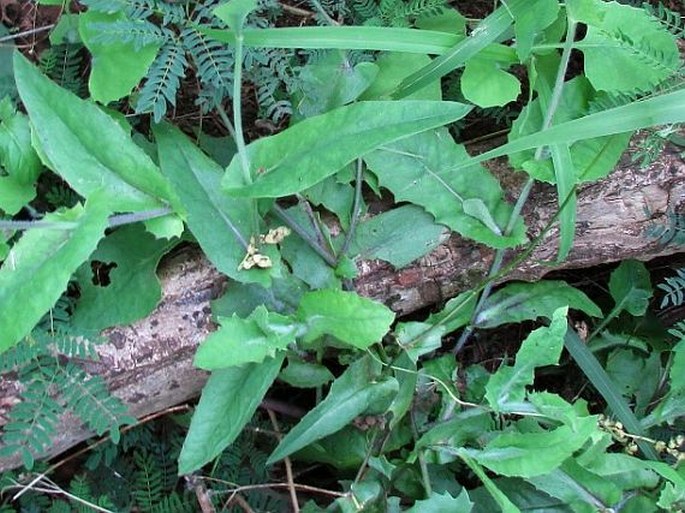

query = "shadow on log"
(0, 137), (683, 472)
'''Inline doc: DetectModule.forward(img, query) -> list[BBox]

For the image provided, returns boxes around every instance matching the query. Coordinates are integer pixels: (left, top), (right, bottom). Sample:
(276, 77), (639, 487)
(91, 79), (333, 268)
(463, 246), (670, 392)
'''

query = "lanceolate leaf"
(154, 122), (274, 285)
(0, 195), (110, 354)
(178, 354), (284, 474)
(475, 281), (601, 328)
(223, 101), (471, 198)
(364, 129), (526, 249)
(13, 52), (179, 213)
(267, 356), (398, 464)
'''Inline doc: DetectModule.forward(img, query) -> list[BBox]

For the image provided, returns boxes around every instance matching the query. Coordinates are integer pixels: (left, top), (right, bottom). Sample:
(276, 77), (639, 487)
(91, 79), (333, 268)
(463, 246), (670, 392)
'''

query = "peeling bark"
(0, 137), (683, 471)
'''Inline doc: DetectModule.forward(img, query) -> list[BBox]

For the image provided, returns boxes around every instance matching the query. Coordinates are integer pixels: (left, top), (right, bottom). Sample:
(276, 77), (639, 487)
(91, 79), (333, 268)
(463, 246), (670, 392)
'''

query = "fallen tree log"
(0, 137), (683, 472)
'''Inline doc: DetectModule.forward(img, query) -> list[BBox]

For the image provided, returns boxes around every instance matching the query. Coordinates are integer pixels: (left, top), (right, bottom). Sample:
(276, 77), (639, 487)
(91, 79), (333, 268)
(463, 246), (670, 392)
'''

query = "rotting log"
(0, 136), (683, 472)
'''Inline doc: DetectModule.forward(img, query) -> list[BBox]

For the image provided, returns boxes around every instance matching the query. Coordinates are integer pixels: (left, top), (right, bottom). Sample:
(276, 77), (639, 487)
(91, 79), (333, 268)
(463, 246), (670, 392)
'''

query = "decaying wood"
(0, 137), (683, 471)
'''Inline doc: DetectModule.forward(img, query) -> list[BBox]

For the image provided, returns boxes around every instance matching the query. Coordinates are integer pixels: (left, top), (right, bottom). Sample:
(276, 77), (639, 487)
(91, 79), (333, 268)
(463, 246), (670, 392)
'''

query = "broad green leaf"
(153, 122), (275, 285)
(211, 274), (305, 318)
(510, 0), (559, 60)
(194, 307), (298, 369)
(297, 289), (395, 348)
(279, 358), (334, 388)
(578, 1), (680, 93)
(472, 416), (598, 478)
(608, 260), (652, 316)
(469, 477), (565, 513)
(670, 339), (685, 393)
(79, 11), (161, 104)
(223, 101), (472, 198)
(475, 281), (602, 328)
(395, 321), (445, 362)
(425, 291), (477, 333)
(526, 460), (623, 510)
(458, 454), (522, 513)
(72, 223), (177, 330)
(509, 76), (631, 184)
(364, 129), (526, 249)
(214, 0), (259, 33)
(0, 195), (110, 354)
(461, 56), (520, 108)
(387, 352), (417, 429)
(415, 9), (466, 35)
(304, 177), (354, 230)
(347, 205), (447, 268)
(406, 490), (473, 513)
(485, 308), (568, 412)
(178, 354), (284, 474)
(267, 356), (398, 464)
(359, 53), (441, 101)
(390, 0), (523, 99)
(294, 52), (378, 118)
(293, 425), (369, 470)
(0, 98), (42, 214)
(13, 52), (178, 212)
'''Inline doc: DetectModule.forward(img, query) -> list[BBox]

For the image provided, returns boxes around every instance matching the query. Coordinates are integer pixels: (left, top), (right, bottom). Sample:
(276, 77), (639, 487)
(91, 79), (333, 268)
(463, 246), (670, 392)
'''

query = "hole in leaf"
(90, 260), (118, 287)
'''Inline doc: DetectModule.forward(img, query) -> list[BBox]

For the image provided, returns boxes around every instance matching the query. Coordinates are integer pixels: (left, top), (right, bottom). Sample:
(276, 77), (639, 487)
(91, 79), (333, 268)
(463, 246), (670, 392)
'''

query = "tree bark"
(0, 136), (683, 472)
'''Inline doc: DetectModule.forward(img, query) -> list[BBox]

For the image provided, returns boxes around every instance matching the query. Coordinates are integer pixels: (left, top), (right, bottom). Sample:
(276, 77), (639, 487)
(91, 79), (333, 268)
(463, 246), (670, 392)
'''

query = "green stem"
(233, 33), (252, 186)
(453, 21), (578, 354)
(338, 159), (364, 261)
(0, 208), (173, 231)
(272, 204), (337, 267)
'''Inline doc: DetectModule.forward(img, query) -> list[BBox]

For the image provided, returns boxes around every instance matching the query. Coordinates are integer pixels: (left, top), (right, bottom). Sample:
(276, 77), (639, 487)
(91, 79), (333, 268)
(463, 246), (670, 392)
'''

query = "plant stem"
(232, 34), (252, 187)
(453, 21), (578, 354)
(0, 208), (173, 232)
(338, 158), (364, 261)
(272, 203), (337, 267)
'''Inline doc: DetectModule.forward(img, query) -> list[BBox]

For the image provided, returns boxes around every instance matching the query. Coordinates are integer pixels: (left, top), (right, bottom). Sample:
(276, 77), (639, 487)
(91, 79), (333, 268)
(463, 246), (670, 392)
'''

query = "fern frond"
(0, 365), (63, 469)
(149, 492), (196, 513)
(136, 39), (188, 122)
(646, 208), (685, 248)
(131, 451), (165, 512)
(38, 44), (85, 97)
(58, 363), (136, 443)
(181, 27), (234, 90)
(659, 268), (685, 308)
(89, 19), (166, 51)
(80, 0), (156, 19)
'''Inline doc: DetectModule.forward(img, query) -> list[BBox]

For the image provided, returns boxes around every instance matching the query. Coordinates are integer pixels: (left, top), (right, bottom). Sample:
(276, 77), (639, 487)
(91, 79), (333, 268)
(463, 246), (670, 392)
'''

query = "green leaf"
(390, 0), (522, 99)
(387, 352), (417, 429)
(223, 101), (472, 198)
(297, 289), (395, 348)
(213, 0), (259, 33)
(0, 98), (42, 214)
(347, 205), (447, 268)
(475, 281), (602, 328)
(578, 0), (680, 93)
(485, 307), (568, 412)
(364, 129), (526, 249)
(359, 53), (441, 101)
(608, 260), (652, 316)
(194, 306), (298, 369)
(267, 356), (398, 464)
(670, 339), (685, 393)
(510, 0), (559, 61)
(0, 195), (110, 354)
(406, 490), (473, 513)
(72, 223), (177, 330)
(294, 52), (378, 118)
(153, 122), (274, 285)
(472, 416), (598, 478)
(461, 56), (520, 108)
(79, 11), (161, 104)
(279, 358), (334, 388)
(13, 52), (178, 212)
(178, 354), (284, 474)
(509, 76), (631, 184)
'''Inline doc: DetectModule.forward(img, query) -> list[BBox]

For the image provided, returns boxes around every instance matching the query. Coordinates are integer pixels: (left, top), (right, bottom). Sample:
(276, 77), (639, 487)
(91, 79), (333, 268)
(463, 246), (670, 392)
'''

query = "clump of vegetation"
(0, 0), (684, 510)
